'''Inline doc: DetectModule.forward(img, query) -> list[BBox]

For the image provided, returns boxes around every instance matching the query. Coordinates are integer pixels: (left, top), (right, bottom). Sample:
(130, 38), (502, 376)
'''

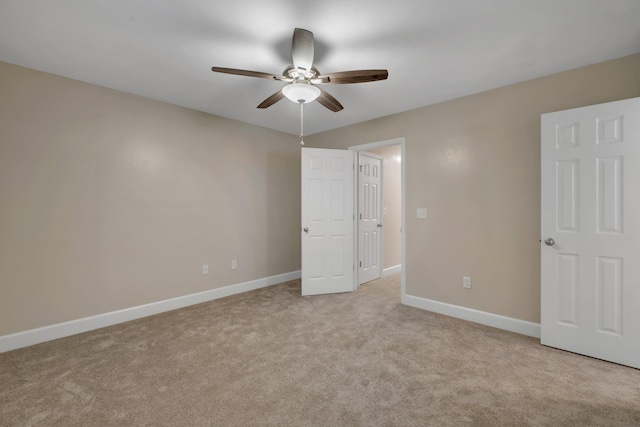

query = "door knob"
(303, 227), (309, 233)
(544, 238), (555, 246)
(377, 223), (383, 228)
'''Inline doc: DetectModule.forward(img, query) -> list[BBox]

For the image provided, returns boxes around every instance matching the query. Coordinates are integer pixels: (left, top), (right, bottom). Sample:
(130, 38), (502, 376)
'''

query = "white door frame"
(349, 137), (406, 299)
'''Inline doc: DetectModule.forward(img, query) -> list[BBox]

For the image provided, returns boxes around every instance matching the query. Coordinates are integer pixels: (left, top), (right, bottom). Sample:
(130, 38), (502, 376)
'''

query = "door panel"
(301, 148), (354, 296)
(555, 252), (578, 326)
(596, 156), (622, 234)
(541, 96), (640, 369)
(358, 152), (382, 285)
(556, 160), (579, 231)
(596, 256), (623, 335)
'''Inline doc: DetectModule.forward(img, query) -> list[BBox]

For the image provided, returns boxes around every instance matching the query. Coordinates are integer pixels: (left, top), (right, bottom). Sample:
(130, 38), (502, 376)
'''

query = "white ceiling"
(1, 0), (639, 135)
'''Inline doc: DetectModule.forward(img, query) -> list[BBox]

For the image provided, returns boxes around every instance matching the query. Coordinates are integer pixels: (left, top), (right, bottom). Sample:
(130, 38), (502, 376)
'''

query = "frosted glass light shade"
(282, 82), (321, 103)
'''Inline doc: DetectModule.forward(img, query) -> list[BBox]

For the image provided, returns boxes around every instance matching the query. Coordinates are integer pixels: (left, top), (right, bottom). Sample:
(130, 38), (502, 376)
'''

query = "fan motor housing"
(284, 65), (319, 81)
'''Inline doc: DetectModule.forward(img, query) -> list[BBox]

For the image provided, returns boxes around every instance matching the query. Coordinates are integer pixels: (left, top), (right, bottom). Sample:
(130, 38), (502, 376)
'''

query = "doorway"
(350, 138), (405, 296)
(300, 138), (406, 298)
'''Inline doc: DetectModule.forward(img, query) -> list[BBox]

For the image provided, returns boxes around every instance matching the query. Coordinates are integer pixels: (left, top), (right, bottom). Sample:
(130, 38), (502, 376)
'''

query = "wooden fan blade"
(257, 90), (285, 109)
(315, 69), (388, 84)
(292, 28), (314, 74)
(317, 89), (343, 112)
(211, 67), (281, 80)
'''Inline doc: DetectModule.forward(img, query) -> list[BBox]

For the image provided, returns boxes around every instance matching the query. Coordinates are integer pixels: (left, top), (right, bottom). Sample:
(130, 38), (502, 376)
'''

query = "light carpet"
(1, 273), (639, 426)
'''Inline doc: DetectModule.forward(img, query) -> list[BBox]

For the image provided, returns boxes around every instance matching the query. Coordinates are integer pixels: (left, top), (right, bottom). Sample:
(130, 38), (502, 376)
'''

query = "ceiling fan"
(211, 28), (389, 112)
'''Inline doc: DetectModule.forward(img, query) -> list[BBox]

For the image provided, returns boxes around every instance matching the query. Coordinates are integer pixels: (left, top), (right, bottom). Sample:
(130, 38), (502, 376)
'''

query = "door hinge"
(360, 213), (362, 219)
(359, 261), (362, 267)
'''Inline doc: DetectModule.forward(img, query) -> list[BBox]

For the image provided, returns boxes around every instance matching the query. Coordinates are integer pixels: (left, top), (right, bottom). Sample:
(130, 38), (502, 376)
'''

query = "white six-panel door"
(541, 97), (640, 369)
(358, 152), (382, 285)
(301, 148), (354, 296)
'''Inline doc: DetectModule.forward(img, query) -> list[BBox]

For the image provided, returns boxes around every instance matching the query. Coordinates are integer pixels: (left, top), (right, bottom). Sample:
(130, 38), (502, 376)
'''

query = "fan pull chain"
(299, 101), (305, 146)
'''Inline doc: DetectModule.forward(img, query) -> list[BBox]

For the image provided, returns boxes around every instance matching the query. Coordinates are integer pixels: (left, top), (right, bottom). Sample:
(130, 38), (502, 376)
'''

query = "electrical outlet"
(417, 208), (427, 219)
(231, 260), (237, 270)
(202, 265), (209, 275)
(463, 276), (471, 289)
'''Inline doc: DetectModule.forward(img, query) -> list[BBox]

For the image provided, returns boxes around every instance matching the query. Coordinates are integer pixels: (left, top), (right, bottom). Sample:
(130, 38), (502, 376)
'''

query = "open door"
(541, 97), (640, 369)
(301, 147), (354, 296)
(358, 151), (383, 285)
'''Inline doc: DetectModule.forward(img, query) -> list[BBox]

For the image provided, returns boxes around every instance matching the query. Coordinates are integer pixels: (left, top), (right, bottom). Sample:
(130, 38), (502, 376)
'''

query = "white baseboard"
(382, 264), (402, 277)
(0, 270), (301, 353)
(402, 294), (540, 338)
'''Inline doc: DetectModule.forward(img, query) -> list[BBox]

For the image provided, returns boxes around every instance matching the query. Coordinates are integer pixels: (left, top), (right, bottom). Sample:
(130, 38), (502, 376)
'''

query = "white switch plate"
(231, 260), (237, 270)
(202, 265), (209, 275)
(417, 208), (427, 219)
(463, 276), (471, 289)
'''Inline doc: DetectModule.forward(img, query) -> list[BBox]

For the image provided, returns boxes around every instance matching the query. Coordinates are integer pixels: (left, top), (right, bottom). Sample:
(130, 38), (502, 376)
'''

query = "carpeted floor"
(1, 273), (639, 426)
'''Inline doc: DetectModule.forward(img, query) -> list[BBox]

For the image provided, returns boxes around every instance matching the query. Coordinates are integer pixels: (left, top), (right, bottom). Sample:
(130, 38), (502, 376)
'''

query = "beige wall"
(308, 54), (640, 323)
(2, 54), (639, 336)
(370, 145), (402, 269)
(0, 61), (301, 336)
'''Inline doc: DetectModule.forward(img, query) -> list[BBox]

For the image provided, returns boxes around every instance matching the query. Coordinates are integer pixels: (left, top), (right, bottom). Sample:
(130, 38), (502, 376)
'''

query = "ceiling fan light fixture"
(282, 82), (320, 104)
(211, 28), (386, 115)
